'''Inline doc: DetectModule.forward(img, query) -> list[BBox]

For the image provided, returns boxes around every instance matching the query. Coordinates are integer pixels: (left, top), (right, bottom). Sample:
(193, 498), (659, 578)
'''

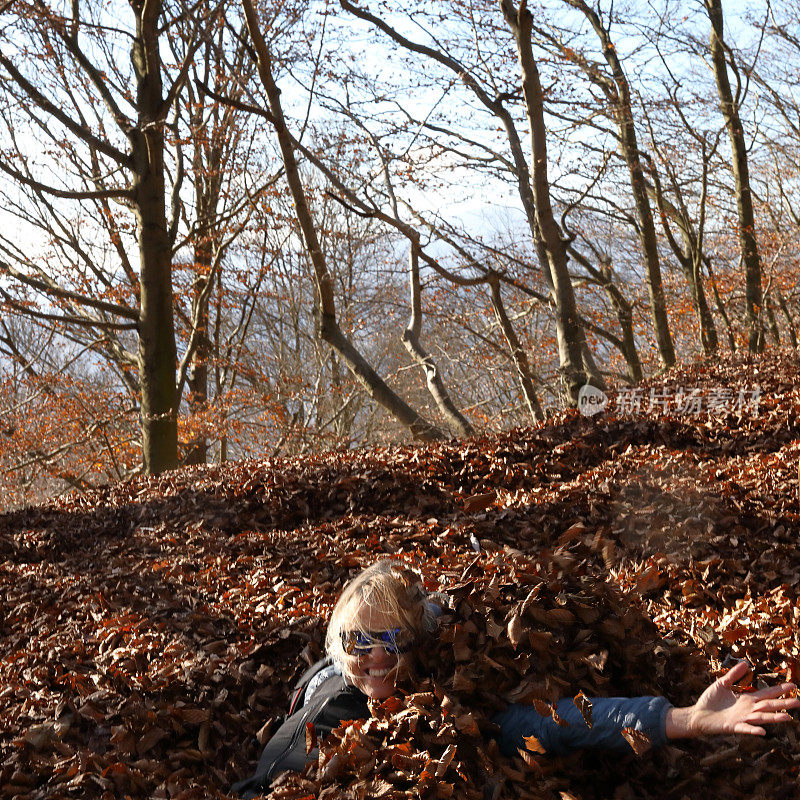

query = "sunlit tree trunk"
(403, 246), (475, 436)
(704, 0), (763, 353)
(645, 134), (719, 357)
(183, 94), (220, 466)
(705, 257), (737, 352)
(689, 254), (719, 356)
(776, 289), (797, 348)
(500, 0), (587, 404)
(565, 0), (675, 369)
(566, 244), (643, 383)
(0, 0), (224, 475)
(341, 0), (600, 407)
(488, 272), (544, 422)
(131, 0), (178, 474)
(765, 295), (781, 346)
(654, 196), (718, 356)
(185, 263), (211, 465)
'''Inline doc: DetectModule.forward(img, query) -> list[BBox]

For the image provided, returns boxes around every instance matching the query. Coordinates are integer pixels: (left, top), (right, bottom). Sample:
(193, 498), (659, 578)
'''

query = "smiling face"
(326, 561), (434, 700)
(341, 604), (413, 700)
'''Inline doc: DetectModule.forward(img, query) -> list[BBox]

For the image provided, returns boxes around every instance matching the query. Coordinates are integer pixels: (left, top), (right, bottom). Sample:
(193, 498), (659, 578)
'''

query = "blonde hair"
(325, 560), (437, 680)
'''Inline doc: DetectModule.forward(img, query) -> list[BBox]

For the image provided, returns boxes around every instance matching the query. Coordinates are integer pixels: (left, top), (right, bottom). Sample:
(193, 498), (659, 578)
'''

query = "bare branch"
(0, 51), (131, 166)
(0, 158), (132, 201)
(0, 260), (138, 319)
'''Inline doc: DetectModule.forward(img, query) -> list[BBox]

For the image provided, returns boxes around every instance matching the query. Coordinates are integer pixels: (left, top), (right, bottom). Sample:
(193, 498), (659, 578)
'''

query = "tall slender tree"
(499, 0), (590, 401)
(703, 0), (763, 352)
(0, 0), (222, 473)
(556, 0), (676, 369)
(340, 0), (598, 405)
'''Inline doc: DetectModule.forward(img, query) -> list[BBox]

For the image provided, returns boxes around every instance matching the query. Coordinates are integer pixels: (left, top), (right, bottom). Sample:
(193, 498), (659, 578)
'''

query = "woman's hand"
(666, 661), (800, 739)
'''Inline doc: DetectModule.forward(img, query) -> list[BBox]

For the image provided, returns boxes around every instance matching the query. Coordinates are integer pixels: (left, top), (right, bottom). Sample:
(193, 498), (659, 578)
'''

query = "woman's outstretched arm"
(666, 661), (799, 739)
(492, 661), (798, 757)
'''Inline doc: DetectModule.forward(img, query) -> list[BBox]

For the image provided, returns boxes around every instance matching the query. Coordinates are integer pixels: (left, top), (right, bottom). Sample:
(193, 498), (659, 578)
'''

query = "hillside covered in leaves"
(1, 352), (799, 800)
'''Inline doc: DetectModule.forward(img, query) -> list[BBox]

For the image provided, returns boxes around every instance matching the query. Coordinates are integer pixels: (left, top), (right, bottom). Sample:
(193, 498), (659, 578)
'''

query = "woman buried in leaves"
(233, 560), (799, 797)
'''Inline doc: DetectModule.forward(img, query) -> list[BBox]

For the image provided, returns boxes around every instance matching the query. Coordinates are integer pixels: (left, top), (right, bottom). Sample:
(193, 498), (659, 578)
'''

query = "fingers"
(752, 696), (800, 713)
(745, 711), (795, 728)
(719, 660), (752, 688)
(733, 721), (766, 736)
(751, 682), (798, 701)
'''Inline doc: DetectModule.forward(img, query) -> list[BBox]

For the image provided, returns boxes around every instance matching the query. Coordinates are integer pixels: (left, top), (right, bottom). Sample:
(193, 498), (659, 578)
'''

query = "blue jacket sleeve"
(492, 696), (672, 757)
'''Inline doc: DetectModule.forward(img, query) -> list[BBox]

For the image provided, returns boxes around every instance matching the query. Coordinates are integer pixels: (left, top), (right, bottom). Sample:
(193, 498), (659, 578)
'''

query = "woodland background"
(1, 4), (799, 796)
(0, 0), (799, 507)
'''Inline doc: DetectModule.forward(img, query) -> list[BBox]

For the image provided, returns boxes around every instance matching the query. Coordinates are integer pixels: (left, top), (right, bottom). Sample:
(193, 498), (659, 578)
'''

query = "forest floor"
(1, 352), (799, 800)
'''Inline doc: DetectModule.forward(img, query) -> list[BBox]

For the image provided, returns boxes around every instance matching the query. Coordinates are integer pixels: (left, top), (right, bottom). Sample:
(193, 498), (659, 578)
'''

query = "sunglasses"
(340, 627), (414, 655)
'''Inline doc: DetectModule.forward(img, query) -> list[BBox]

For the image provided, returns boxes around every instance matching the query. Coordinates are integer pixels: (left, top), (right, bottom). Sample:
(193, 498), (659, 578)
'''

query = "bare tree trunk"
(777, 289), (798, 348)
(567, 244), (642, 383)
(132, 2), (178, 474)
(185, 266), (210, 466)
(488, 273), (544, 423)
(566, 0), (675, 368)
(212, 288), (228, 463)
(671, 241), (718, 356)
(691, 255), (719, 356)
(765, 295), (781, 346)
(340, 0), (598, 406)
(183, 86), (218, 466)
(705, 0), (763, 353)
(580, 340), (605, 390)
(648, 162), (719, 356)
(184, 101), (221, 466)
(617, 117), (675, 368)
(705, 257), (737, 352)
(599, 272), (642, 383)
(242, 0), (444, 442)
(667, 246), (718, 357)
(402, 246), (474, 436)
(500, 0), (587, 404)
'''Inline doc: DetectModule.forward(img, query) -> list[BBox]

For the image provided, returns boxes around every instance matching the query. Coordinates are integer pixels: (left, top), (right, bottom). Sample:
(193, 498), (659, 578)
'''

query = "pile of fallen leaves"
(1, 351), (799, 800)
(277, 544), (709, 800)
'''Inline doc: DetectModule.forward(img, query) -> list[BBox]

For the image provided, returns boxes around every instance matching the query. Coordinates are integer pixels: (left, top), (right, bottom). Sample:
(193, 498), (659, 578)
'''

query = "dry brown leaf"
(507, 614), (524, 648)
(137, 727), (166, 755)
(305, 721), (317, 754)
(573, 692), (593, 728)
(522, 734), (546, 753)
(463, 492), (495, 512)
(620, 727), (651, 756)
